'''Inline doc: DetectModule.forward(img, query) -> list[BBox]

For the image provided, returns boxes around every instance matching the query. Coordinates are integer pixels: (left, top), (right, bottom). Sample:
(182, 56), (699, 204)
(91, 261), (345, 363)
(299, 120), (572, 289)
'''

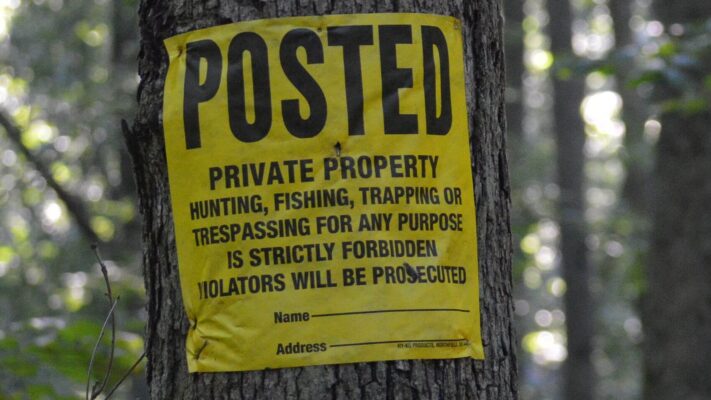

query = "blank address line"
(330, 338), (469, 348)
(311, 308), (470, 318)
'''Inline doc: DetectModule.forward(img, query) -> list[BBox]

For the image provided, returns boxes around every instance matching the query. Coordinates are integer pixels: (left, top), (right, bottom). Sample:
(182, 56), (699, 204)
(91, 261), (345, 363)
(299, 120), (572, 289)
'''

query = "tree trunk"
(127, 1), (516, 398)
(548, 2), (595, 400)
(609, 0), (652, 215)
(503, 0), (525, 140)
(643, 2), (711, 399)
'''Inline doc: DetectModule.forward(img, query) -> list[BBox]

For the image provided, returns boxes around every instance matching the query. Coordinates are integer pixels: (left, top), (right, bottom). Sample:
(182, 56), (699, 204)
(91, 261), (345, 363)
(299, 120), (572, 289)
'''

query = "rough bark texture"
(643, 3), (711, 400)
(127, 1), (516, 398)
(548, 2), (595, 400)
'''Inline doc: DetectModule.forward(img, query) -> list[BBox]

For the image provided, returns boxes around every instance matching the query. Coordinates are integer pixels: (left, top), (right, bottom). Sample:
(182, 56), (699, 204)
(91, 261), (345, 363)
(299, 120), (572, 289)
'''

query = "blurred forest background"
(0, 0), (709, 398)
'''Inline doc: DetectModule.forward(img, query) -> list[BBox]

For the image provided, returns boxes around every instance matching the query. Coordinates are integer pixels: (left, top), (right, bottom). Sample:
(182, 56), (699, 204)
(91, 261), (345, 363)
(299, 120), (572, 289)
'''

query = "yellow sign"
(163, 13), (483, 372)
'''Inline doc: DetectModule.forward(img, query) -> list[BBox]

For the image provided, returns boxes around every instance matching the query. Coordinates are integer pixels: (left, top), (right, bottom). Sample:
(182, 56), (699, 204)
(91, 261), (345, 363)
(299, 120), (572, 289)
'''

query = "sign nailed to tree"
(162, 13), (484, 372)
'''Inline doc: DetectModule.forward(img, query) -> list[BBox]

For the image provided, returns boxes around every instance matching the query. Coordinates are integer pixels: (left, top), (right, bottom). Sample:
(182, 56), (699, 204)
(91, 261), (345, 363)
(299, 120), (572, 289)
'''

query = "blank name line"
(312, 308), (470, 318)
(330, 338), (468, 348)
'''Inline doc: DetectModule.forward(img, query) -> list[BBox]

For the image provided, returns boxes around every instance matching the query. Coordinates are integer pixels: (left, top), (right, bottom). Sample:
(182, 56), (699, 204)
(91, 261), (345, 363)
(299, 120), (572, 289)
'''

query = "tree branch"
(89, 245), (117, 399)
(85, 245), (147, 399)
(104, 351), (146, 399)
(0, 109), (100, 243)
(86, 297), (118, 400)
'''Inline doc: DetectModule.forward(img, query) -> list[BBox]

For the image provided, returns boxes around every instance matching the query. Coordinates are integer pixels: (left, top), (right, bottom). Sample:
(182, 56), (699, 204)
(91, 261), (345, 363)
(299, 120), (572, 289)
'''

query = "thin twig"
(104, 351), (146, 399)
(86, 298), (119, 400)
(0, 109), (100, 243)
(89, 245), (116, 399)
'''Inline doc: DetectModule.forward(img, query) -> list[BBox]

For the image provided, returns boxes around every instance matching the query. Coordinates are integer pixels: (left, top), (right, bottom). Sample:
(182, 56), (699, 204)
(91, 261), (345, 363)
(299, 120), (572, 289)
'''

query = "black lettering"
(327, 25), (374, 135)
(422, 26), (452, 135)
(227, 32), (272, 142)
(183, 40), (222, 149)
(379, 25), (417, 134)
(280, 29), (327, 138)
(208, 167), (223, 190)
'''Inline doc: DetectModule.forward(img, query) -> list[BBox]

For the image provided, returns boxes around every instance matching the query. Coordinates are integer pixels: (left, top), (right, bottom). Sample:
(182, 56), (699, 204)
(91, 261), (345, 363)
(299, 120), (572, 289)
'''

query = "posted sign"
(163, 13), (484, 372)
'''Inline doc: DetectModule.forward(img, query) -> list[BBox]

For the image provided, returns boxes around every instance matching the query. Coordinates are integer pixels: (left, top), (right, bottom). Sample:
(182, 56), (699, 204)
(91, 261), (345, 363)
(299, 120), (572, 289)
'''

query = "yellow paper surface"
(162, 13), (483, 372)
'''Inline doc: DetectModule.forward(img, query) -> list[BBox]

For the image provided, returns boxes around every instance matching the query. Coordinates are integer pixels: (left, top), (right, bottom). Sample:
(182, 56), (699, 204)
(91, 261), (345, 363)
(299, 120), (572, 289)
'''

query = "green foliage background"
(0, 0), (145, 397)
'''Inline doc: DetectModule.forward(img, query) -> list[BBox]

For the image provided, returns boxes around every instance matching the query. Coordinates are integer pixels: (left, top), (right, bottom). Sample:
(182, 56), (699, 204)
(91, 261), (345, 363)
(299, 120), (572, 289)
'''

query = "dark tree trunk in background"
(504, 0), (525, 140)
(127, 0), (517, 398)
(548, 2), (594, 400)
(609, 0), (652, 214)
(644, 2), (711, 399)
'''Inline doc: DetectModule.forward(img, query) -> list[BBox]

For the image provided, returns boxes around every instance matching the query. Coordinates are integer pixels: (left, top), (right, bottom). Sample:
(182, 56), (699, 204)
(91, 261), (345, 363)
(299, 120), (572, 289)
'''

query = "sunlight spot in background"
(629, 15), (645, 33)
(74, 21), (108, 47)
(25, 265), (44, 285)
(38, 241), (58, 260)
(30, 317), (66, 330)
(23, 120), (57, 149)
(572, 5), (614, 59)
(535, 309), (553, 327)
(548, 277), (566, 297)
(644, 119), (661, 143)
(2, 174), (15, 192)
(587, 187), (617, 208)
(624, 317), (642, 341)
(520, 220), (560, 272)
(524, 266), (542, 289)
(582, 91), (623, 139)
(40, 199), (70, 234)
(645, 20), (664, 37)
(527, 49), (554, 72)
(53, 135), (71, 152)
(62, 271), (87, 288)
(42, 201), (62, 223)
(86, 182), (104, 201)
(48, 293), (63, 310)
(30, 121), (55, 141)
(0, 246), (15, 277)
(65, 286), (87, 311)
(521, 233), (541, 255)
(604, 240), (624, 258)
(47, 0), (64, 12)
(534, 246), (555, 270)
(1, 149), (17, 166)
(90, 66), (108, 83)
(119, 331), (145, 354)
(50, 162), (71, 183)
(91, 215), (116, 241)
(9, 212), (29, 242)
(537, 219), (559, 241)
(523, 330), (568, 365)
(668, 23), (684, 36)
(586, 71), (608, 90)
(0, 0), (20, 39)
(62, 272), (88, 311)
(583, 91), (622, 121)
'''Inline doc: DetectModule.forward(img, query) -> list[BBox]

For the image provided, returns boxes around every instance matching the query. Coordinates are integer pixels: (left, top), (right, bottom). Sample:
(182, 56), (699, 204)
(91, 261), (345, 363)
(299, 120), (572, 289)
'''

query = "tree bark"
(643, 3), (711, 399)
(127, 1), (516, 398)
(548, 2), (594, 400)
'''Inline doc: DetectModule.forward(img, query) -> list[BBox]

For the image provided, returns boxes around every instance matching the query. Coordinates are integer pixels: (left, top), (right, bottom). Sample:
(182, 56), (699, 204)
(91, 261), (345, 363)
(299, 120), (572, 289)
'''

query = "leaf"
(627, 70), (664, 89)
(658, 41), (678, 58)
